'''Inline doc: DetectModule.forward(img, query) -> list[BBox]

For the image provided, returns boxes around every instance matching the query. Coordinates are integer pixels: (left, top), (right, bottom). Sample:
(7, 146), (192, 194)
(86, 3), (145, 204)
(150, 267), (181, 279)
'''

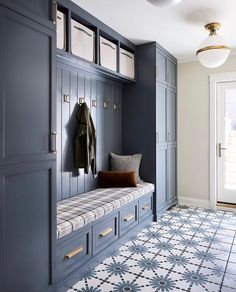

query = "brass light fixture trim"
(196, 22), (230, 56)
(205, 22), (221, 35)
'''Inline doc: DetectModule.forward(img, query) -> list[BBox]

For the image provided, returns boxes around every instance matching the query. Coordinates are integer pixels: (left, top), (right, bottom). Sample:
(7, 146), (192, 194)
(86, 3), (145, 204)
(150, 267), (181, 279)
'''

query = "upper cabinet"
(0, 4), (56, 166)
(156, 50), (167, 85)
(3, 0), (51, 20)
(156, 47), (177, 89)
(56, 0), (136, 82)
(167, 58), (177, 89)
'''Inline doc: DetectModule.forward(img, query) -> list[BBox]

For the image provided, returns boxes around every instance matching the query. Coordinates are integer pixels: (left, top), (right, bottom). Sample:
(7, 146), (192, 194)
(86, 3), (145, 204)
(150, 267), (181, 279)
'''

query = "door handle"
(50, 131), (57, 153)
(218, 143), (227, 158)
(51, 1), (57, 24)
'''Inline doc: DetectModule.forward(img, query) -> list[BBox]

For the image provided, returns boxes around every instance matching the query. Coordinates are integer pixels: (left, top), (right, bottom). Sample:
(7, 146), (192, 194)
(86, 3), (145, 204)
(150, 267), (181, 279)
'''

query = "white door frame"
(209, 72), (236, 210)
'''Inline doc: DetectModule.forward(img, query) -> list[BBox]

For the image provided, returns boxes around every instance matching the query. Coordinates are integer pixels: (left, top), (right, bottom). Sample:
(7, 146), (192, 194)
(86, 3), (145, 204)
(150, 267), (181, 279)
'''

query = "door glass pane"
(224, 88), (236, 190)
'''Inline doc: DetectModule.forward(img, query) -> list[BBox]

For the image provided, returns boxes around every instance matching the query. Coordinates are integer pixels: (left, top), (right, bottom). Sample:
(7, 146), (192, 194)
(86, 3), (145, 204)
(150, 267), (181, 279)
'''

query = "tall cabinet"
(123, 42), (177, 219)
(0, 1), (56, 291)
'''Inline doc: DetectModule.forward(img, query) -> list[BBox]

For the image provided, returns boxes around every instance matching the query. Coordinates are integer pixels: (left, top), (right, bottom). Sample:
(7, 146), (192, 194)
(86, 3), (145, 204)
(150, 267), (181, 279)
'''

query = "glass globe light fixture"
(147, 0), (183, 7)
(196, 22), (230, 68)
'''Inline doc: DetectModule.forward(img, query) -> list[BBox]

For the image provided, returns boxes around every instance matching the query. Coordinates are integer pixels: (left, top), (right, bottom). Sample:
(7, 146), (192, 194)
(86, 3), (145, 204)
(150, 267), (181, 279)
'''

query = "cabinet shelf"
(57, 50), (136, 83)
(57, 0), (136, 83)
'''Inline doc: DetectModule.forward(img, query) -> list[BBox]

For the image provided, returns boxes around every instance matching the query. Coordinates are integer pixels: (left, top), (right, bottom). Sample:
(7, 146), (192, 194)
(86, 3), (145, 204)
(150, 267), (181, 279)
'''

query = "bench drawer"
(139, 193), (153, 220)
(93, 213), (118, 255)
(120, 203), (138, 235)
(57, 228), (91, 279)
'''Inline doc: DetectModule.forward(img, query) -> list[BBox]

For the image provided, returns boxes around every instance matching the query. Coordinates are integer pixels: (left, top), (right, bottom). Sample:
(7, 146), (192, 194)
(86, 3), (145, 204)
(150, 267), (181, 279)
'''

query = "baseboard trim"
(178, 196), (210, 208)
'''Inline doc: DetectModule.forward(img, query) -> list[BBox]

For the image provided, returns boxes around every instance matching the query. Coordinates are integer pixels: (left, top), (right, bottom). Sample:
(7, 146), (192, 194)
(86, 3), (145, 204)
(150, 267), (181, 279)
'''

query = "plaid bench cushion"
(57, 182), (154, 239)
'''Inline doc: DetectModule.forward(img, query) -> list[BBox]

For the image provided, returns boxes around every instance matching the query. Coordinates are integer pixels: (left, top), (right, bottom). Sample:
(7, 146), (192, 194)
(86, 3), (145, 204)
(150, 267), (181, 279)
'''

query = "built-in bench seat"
(56, 182), (154, 282)
(57, 182), (154, 239)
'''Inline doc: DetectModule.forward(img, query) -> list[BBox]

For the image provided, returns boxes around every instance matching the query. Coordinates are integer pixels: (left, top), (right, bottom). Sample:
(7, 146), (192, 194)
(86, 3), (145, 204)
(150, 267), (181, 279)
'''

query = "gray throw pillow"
(110, 152), (142, 183)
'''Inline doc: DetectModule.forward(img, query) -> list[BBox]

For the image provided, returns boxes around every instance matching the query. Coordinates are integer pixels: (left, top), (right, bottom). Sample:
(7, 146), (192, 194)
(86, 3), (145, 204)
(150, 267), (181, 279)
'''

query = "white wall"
(177, 55), (236, 206)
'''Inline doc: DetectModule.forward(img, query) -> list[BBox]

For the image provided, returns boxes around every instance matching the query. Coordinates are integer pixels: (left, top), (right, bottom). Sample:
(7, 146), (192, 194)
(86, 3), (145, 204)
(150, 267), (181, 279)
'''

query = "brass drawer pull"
(64, 246), (83, 260)
(124, 214), (135, 222)
(99, 227), (113, 237)
(142, 204), (150, 210)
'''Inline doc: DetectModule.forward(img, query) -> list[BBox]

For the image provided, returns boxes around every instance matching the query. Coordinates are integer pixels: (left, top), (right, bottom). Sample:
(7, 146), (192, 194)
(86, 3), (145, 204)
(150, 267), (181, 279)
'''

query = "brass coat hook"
(79, 97), (85, 105)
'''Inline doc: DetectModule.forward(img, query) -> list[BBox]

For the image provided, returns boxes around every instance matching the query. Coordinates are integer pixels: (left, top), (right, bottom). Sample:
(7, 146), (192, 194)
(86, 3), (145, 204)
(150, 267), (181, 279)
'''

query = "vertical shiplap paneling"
(69, 71), (79, 197)
(57, 67), (123, 200)
(57, 68), (62, 201)
(103, 83), (113, 170)
(113, 86), (122, 154)
(61, 69), (70, 199)
(85, 77), (98, 191)
(96, 80), (104, 174)
(77, 73), (85, 194)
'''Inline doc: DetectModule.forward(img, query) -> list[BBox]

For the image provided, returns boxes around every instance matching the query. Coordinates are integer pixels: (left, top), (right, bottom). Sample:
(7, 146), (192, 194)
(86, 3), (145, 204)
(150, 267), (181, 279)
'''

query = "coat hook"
(63, 94), (70, 103)
(103, 98), (110, 109)
(113, 103), (119, 111)
(92, 99), (97, 108)
(79, 97), (85, 105)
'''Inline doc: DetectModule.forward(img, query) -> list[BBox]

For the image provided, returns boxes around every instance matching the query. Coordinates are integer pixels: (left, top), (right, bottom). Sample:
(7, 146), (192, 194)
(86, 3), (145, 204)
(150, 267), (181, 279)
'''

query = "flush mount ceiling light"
(196, 22), (230, 68)
(147, 0), (183, 7)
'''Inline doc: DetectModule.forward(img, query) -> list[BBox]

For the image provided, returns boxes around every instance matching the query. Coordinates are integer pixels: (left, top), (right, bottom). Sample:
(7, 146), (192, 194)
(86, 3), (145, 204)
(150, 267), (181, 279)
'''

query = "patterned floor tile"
(66, 206), (236, 292)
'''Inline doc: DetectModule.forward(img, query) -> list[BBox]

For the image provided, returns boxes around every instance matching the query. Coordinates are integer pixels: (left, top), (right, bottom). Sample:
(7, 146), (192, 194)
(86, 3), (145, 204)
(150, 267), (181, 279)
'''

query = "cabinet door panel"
(167, 146), (177, 203)
(156, 51), (166, 84)
(156, 84), (166, 143)
(167, 89), (176, 142)
(156, 144), (167, 211)
(0, 8), (55, 165)
(0, 162), (55, 292)
(11, 0), (50, 20)
(167, 59), (177, 89)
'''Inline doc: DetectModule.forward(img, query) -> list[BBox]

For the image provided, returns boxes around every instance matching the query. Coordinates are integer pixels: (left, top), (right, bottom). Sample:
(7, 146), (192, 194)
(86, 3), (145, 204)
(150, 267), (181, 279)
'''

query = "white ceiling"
(72, 0), (236, 62)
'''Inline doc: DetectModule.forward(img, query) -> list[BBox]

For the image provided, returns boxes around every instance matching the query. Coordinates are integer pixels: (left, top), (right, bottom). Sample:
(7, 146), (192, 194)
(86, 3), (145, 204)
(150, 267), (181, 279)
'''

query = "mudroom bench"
(56, 182), (154, 281)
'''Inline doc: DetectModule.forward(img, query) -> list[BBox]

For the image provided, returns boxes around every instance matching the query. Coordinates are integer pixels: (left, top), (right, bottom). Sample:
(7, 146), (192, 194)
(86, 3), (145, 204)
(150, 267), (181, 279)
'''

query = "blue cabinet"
(0, 2), (56, 291)
(120, 203), (138, 235)
(167, 145), (177, 204)
(156, 49), (177, 216)
(167, 58), (177, 89)
(156, 50), (167, 85)
(167, 88), (176, 142)
(123, 42), (177, 219)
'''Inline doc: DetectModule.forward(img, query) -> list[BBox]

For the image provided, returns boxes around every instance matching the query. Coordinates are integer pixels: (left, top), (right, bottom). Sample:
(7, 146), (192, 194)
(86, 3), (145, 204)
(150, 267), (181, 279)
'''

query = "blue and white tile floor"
(67, 205), (236, 292)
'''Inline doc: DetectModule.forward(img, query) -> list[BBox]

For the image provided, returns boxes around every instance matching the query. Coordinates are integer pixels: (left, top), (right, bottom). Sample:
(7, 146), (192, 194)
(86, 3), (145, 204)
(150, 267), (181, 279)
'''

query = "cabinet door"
(156, 83), (167, 143)
(156, 50), (167, 84)
(156, 144), (167, 213)
(6, 0), (51, 20)
(0, 6), (56, 292)
(167, 89), (176, 142)
(0, 7), (56, 166)
(0, 162), (56, 292)
(167, 146), (177, 204)
(167, 58), (177, 89)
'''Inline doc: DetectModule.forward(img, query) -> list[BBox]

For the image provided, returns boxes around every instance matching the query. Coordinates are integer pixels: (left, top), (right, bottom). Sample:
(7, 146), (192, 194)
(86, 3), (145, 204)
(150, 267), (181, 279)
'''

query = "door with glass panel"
(217, 82), (236, 204)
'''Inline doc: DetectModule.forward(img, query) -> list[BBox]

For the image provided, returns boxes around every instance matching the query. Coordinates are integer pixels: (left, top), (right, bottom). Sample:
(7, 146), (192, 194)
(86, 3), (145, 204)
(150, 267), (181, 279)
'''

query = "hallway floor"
(67, 205), (236, 292)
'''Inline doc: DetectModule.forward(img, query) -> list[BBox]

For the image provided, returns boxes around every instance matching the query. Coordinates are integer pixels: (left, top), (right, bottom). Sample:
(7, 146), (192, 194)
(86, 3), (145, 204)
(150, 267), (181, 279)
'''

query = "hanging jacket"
(75, 102), (96, 177)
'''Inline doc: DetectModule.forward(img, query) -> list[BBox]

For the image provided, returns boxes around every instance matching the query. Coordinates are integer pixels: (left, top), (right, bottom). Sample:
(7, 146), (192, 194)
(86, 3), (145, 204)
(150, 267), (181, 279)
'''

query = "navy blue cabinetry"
(123, 42), (177, 219)
(0, 1), (56, 291)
